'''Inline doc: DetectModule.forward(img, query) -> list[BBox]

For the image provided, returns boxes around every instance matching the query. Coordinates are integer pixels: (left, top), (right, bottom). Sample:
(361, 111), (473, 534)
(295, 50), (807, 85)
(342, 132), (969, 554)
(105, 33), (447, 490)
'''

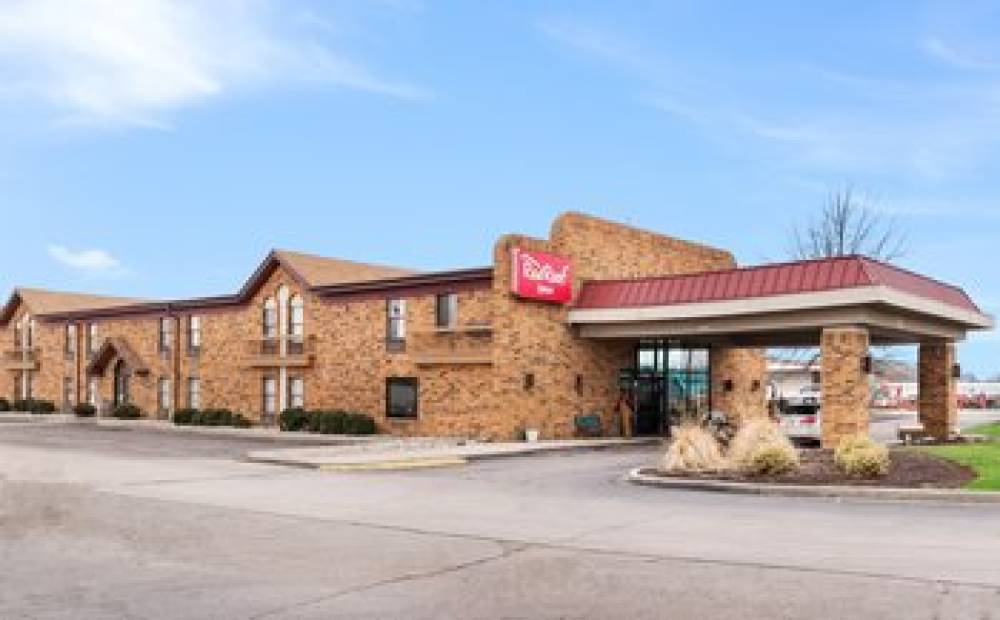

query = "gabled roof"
(86, 337), (149, 376)
(575, 255), (982, 314)
(0, 288), (149, 325)
(273, 250), (415, 287)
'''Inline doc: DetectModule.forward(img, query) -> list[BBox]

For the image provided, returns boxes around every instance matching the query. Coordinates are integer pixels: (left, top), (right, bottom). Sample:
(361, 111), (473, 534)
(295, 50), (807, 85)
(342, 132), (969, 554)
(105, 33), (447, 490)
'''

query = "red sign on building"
(510, 248), (573, 303)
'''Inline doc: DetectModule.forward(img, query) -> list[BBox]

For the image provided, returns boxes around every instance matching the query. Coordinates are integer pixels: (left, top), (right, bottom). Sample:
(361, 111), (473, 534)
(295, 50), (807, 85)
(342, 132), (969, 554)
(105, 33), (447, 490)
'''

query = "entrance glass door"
(631, 341), (712, 435)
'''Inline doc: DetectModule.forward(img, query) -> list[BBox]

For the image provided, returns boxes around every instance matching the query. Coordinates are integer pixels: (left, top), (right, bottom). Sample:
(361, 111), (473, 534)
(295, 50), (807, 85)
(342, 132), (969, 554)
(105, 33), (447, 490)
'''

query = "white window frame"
(288, 376), (304, 409)
(262, 376), (277, 415)
(187, 377), (201, 409)
(158, 377), (172, 412)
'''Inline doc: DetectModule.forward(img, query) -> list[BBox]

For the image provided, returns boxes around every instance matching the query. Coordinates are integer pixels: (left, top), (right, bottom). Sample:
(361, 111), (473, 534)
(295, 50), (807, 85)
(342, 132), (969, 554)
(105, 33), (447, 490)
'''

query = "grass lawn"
(924, 441), (1000, 491)
(966, 421), (1000, 438)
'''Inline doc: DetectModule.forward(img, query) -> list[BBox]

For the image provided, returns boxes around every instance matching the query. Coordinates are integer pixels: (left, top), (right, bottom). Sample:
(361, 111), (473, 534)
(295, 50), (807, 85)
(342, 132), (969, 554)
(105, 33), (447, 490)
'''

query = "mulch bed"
(643, 449), (975, 488)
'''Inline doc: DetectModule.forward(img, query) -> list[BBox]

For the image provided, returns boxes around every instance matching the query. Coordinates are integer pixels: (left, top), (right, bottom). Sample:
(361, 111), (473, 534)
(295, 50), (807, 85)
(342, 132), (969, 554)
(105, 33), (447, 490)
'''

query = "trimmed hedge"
(279, 408), (377, 435)
(112, 403), (142, 419)
(173, 408), (252, 429)
(12, 399), (57, 414)
(73, 403), (97, 417)
(0, 397), (9, 411)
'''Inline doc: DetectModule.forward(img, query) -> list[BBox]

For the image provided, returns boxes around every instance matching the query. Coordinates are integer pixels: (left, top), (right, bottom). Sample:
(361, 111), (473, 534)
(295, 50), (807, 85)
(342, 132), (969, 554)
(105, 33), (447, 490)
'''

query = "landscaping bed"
(642, 448), (975, 489)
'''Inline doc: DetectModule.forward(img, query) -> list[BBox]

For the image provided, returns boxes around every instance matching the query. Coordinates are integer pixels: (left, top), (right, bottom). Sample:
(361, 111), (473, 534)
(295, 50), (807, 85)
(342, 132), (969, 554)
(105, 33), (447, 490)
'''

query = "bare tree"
(790, 187), (907, 262)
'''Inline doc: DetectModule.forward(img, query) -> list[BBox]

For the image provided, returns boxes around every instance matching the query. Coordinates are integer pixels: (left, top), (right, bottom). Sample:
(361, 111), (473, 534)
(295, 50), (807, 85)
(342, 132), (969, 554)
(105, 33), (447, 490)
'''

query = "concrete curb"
(0, 413), (75, 423)
(245, 438), (662, 470)
(626, 468), (1000, 503)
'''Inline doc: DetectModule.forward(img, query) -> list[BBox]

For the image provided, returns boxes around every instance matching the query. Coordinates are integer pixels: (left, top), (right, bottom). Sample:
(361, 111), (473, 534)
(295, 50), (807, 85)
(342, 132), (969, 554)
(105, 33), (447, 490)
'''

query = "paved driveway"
(1, 423), (999, 619)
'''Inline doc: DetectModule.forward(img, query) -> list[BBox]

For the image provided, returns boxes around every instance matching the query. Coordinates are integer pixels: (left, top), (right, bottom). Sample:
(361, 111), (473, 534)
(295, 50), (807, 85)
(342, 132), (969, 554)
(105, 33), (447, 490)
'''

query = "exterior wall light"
(953, 363), (962, 379)
(861, 355), (873, 374)
(523, 373), (535, 391)
(723, 379), (734, 393)
(751, 379), (761, 392)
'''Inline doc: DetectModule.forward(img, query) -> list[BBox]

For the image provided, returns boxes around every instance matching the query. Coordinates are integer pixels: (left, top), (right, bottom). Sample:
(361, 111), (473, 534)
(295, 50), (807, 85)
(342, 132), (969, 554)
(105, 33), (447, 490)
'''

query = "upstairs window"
(289, 295), (304, 339)
(386, 299), (406, 350)
(158, 317), (173, 353)
(187, 316), (202, 354)
(87, 323), (99, 356)
(435, 293), (458, 328)
(262, 298), (278, 340)
(65, 324), (77, 357)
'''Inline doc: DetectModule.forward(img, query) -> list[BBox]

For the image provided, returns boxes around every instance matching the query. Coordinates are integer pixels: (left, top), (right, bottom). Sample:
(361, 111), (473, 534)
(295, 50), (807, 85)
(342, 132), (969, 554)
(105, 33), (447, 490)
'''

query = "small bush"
(12, 399), (29, 412)
(279, 408), (308, 432)
(31, 400), (56, 414)
(660, 422), (726, 473)
(173, 408), (197, 425)
(73, 403), (97, 417)
(834, 435), (889, 479)
(0, 397), (9, 411)
(232, 413), (252, 428)
(745, 444), (799, 476)
(315, 411), (346, 434)
(112, 403), (141, 419)
(728, 418), (799, 475)
(344, 412), (377, 435)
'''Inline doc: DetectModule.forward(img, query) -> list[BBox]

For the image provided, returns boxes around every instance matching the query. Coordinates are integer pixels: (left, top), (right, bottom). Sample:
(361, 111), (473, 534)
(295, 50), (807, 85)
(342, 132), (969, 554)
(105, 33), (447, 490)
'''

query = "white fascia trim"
(568, 285), (995, 330)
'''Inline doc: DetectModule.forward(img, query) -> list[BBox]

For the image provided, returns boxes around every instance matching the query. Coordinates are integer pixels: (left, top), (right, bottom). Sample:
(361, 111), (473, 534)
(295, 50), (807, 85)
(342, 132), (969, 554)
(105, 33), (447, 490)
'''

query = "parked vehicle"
(778, 391), (822, 444)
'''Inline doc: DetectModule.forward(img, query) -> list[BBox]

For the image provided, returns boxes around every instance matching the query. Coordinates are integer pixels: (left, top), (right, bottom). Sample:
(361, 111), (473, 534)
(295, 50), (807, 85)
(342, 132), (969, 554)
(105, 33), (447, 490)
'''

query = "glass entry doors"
(632, 341), (711, 435)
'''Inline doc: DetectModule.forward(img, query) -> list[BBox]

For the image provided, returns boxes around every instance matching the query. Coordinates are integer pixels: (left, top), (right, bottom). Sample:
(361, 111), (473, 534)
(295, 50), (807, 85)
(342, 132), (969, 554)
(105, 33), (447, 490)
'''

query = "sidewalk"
(245, 437), (661, 470)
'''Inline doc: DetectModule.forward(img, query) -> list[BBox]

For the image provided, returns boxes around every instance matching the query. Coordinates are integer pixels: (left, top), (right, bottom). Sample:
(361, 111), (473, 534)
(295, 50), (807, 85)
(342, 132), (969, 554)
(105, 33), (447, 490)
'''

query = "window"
(386, 299), (406, 350)
(262, 376), (277, 416)
(288, 295), (304, 354)
(158, 317), (173, 353)
(63, 377), (74, 408)
(386, 377), (418, 418)
(288, 375), (304, 409)
(262, 298), (278, 354)
(25, 318), (34, 348)
(65, 324), (77, 358)
(435, 293), (458, 328)
(187, 316), (201, 354)
(87, 323), (99, 356)
(187, 377), (200, 409)
(87, 376), (98, 406)
(158, 377), (171, 412)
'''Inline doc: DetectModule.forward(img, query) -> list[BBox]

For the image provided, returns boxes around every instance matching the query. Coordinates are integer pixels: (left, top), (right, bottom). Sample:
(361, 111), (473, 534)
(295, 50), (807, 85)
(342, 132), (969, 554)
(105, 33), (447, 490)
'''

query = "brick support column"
(710, 346), (767, 426)
(820, 327), (870, 448)
(918, 340), (957, 440)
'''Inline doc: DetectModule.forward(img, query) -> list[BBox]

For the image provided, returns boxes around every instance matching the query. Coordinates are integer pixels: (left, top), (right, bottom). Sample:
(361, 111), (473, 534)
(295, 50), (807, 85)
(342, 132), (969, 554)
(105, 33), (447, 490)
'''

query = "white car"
(778, 399), (822, 444)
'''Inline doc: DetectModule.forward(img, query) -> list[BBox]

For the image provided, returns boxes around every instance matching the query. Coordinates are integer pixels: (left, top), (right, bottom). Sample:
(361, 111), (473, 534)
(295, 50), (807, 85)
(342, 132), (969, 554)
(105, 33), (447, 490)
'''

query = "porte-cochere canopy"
(568, 255), (993, 346)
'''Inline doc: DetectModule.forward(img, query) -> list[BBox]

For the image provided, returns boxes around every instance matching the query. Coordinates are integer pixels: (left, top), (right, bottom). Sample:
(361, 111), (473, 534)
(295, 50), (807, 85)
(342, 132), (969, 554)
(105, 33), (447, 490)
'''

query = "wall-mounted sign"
(510, 248), (573, 303)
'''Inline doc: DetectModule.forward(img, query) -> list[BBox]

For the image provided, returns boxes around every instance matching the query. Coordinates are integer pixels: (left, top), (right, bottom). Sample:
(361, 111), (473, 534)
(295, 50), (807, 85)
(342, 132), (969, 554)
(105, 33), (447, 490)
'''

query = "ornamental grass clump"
(834, 435), (889, 479)
(728, 418), (799, 476)
(660, 422), (726, 473)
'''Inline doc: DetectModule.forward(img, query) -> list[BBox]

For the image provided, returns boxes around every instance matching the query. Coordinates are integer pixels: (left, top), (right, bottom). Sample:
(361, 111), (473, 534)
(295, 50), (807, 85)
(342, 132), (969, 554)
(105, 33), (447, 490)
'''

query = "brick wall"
(820, 326), (870, 448)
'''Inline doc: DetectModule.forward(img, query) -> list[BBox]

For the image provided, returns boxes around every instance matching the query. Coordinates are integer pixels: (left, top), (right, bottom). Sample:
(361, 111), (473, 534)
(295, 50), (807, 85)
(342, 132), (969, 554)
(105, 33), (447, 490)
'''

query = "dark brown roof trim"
(36, 266), (494, 322)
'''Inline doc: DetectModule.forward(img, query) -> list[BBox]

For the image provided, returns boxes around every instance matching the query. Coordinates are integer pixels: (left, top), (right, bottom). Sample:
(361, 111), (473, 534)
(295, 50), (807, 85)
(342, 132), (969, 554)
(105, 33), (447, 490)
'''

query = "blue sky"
(0, 1), (998, 374)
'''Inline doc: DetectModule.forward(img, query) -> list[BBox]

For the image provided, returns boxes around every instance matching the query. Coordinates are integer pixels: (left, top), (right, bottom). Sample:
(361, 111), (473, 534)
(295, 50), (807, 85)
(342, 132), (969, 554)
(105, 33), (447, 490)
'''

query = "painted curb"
(245, 439), (662, 470)
(317, 457), (469, 472)
(626, 468), (1000, 503)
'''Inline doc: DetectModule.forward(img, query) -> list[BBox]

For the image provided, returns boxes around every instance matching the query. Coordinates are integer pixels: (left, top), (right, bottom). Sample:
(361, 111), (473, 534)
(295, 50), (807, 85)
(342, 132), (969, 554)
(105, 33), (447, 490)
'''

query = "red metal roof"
(574, 256), (982, 313)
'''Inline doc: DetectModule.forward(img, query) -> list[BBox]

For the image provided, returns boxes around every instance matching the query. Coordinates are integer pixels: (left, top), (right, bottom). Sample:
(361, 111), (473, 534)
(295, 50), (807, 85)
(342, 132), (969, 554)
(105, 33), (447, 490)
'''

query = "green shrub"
(12, 399), (29, 412)
(31, 400), (56, 414)
(232, 413), (252, 428)
(834, 435), (889, 479)
(343, 412), (377, 435)
(173, 408), (197, 425)
(112, 403), (141, 419)
(279, 408), (308, 432)
(73, 403), (97, 417)
(745, 444), (799, 476)
(0, 397), (9, 411)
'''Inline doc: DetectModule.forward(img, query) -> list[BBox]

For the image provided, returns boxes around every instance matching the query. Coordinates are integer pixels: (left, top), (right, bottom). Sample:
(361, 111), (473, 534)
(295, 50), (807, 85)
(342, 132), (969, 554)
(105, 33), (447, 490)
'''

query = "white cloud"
(0, 0), (429, 128)
(47, 245), (122, 273)
(923, 36), (1000, 71)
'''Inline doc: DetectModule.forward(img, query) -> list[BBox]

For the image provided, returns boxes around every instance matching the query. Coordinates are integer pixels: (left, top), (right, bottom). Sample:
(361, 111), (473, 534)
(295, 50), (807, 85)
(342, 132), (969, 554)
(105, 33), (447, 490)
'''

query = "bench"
(574, 413), (603, 438)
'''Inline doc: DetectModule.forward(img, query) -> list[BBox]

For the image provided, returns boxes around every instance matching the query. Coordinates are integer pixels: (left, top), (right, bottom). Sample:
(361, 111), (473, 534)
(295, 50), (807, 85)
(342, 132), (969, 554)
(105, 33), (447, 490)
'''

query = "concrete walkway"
(246, 437), (660, 469)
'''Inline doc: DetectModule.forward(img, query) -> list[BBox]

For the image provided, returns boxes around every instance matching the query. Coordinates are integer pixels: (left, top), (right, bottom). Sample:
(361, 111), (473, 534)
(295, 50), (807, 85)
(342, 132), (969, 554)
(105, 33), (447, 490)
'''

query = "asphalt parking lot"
(2, 421), (1000, 619)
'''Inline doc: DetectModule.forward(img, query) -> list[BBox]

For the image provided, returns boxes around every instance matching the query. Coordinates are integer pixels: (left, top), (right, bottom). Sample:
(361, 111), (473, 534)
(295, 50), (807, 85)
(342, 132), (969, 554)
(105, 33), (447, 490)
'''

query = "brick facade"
(2, 212), (767, 440)
(820, 326), (871, 448)
(918, 340), (958, 440)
